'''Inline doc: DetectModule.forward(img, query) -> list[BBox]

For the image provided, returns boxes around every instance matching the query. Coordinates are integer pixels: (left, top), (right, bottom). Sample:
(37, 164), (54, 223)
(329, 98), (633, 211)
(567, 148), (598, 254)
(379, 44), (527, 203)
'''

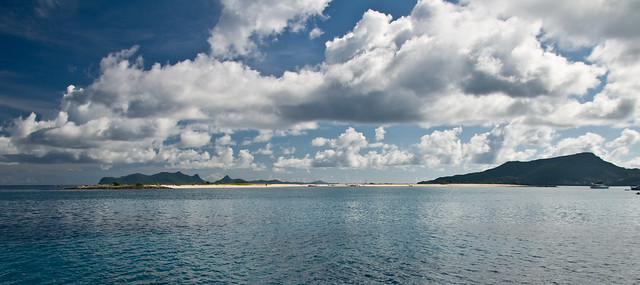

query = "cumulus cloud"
(277, 126), (496, 170)
(537, 128), (640, 167)
(180, 131), (211, 148)
(158, 134), (261, 170)
(276, 127), (414, 169)
(607, 128), (640, 149)
(0, 42), (319, 169)
(277, 125), (536, 170)
(605, 128), (640, 164)
(375, 127), (385, 141)
(470, 0), (640, 126)
(469, 0), (640, 48)
(209, 0), (331, 58)
(416, 128), (464, 167)
(1, 0), (639, 172)
(281, 0), (610, 127)
(274, 155), (312, 169)
(542, 133), (607, 158)
(273, 124), (640, 172)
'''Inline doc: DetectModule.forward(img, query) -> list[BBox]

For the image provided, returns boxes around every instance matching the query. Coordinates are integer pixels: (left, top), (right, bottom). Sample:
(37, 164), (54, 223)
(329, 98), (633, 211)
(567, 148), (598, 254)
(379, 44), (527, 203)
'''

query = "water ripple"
(1, 186), (640, 283)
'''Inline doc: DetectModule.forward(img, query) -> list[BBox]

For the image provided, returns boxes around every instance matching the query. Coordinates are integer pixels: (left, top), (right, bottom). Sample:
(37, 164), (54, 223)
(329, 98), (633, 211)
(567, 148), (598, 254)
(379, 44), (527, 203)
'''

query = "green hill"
(419, 152), (640, 186)
(99, 171), (205, 185)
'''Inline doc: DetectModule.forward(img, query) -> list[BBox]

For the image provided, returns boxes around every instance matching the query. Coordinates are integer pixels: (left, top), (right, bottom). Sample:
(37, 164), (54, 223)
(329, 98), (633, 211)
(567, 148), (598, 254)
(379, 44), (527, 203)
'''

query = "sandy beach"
(163, 183), (525, 189)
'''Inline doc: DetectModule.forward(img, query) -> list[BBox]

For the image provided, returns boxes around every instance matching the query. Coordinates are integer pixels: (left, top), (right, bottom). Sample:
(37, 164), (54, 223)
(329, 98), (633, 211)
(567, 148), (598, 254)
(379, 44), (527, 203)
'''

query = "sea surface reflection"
(1, 186), (639, 283)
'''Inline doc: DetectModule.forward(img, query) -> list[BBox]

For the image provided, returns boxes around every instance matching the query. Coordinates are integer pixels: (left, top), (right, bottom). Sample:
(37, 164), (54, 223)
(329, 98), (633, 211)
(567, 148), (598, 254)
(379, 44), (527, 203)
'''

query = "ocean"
(1, 185), (639, 284)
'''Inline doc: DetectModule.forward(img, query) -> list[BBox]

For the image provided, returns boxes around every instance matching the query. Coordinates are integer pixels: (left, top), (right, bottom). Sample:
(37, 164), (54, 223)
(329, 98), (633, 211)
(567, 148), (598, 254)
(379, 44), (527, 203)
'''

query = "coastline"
(163, 183), (526, 189)
(64, 183), (529, 190)
(68, 184), (171, 189)
(413, 183), (526, 187)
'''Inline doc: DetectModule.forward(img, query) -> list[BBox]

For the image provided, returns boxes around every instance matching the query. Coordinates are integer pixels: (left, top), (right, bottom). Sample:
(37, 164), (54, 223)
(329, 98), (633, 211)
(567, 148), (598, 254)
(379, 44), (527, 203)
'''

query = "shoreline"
(64, 183), (531, 190)
(68, 184), (171, 189)
(163, 183), (527, 189)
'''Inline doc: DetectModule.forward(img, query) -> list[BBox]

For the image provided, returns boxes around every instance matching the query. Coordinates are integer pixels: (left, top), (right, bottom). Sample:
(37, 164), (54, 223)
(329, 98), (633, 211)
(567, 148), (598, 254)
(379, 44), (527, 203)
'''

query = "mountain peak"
(215, 175), (247, 184)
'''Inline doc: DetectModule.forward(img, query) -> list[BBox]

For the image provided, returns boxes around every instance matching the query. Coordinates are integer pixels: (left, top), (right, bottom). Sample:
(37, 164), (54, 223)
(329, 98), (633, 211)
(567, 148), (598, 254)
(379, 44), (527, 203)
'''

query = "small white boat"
(590, 182), (609, 189)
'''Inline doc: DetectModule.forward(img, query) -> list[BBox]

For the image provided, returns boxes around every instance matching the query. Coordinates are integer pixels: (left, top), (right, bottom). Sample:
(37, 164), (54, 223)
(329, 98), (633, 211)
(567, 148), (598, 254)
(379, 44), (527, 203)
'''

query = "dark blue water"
(1, 186), (640, 284)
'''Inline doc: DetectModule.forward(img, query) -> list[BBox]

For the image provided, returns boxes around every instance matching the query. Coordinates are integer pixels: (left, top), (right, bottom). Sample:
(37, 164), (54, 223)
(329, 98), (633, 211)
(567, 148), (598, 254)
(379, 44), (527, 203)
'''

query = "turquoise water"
(1, 186), (640, 284)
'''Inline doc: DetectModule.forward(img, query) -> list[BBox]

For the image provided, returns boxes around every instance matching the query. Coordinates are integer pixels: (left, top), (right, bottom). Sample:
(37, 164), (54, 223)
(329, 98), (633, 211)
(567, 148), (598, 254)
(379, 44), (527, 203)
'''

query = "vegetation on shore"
(68, 183), (171, 189)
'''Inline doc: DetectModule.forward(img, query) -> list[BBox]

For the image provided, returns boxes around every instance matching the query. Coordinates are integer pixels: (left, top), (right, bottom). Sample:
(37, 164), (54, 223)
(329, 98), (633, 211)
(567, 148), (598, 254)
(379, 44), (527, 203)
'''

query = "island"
(67, 152), (640, 189)
(68, 171), (204, 189)
(419, 152), (640, 186)
(99, 171), (206, 185)
(67, 172), (331, 189)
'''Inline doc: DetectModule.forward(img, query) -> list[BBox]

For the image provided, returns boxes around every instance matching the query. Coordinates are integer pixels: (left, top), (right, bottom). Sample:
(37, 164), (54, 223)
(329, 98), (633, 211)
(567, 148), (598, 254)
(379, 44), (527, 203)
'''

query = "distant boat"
(631, 186), (640, 191)
(590, 182), (609, 189)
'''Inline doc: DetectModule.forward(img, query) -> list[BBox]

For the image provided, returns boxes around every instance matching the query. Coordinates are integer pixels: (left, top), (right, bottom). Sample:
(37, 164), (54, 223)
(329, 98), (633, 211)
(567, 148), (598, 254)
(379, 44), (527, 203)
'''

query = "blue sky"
(1, 0), (639, 184)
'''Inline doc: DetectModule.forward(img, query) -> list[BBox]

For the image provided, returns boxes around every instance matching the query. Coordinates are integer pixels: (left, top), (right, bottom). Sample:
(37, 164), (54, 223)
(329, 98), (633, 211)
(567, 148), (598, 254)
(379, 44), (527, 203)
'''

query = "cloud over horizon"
(1, 0), (639, 183)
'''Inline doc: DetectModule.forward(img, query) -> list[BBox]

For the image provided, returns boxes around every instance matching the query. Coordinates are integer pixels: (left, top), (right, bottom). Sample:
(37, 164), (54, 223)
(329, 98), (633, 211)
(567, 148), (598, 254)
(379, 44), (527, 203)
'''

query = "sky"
(1, 0), (640, 185)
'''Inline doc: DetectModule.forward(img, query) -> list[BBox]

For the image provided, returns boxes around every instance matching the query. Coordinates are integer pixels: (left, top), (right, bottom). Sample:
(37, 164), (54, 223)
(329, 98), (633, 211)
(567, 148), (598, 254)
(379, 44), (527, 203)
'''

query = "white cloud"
(255, 142), (274, 155)
(33, 1), (628, 132)
(470, 0), (640, 127)
(309, 27), (324, 39)
(251, 126), (316, 144)
(281, 146), (296, 155)
(209, 0), (331, 58)
(180, 131), (211, 148)
(416, 127), (464, 167)
(0, 136), (18, 155)
(274, 154), (312, 169)
(252, 131), (274, 143)
(273, 124), (640, 172)
(2, 0), (640, 172)
(311, 137), (331, 147)
(276, 125), (547, 170)
(588, 41), (640, 126)
(158, 144), (260, 171)
(485, 124), (551, 163)
(469, 0), (640, 49)
(605, 128), (640, 165)
(607, 128), (640, 149)
(216, 134), (234, 146)
(335, 127), (368, 150)
(375, 126), (386, 141)
(324, 10), (405, 64)
(281, 1), (607, 127)
(542, 132), (607, 159)
(277, 127), (414, 169)
(237, 149), (260, 169)
(158, 133), (262, 170)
